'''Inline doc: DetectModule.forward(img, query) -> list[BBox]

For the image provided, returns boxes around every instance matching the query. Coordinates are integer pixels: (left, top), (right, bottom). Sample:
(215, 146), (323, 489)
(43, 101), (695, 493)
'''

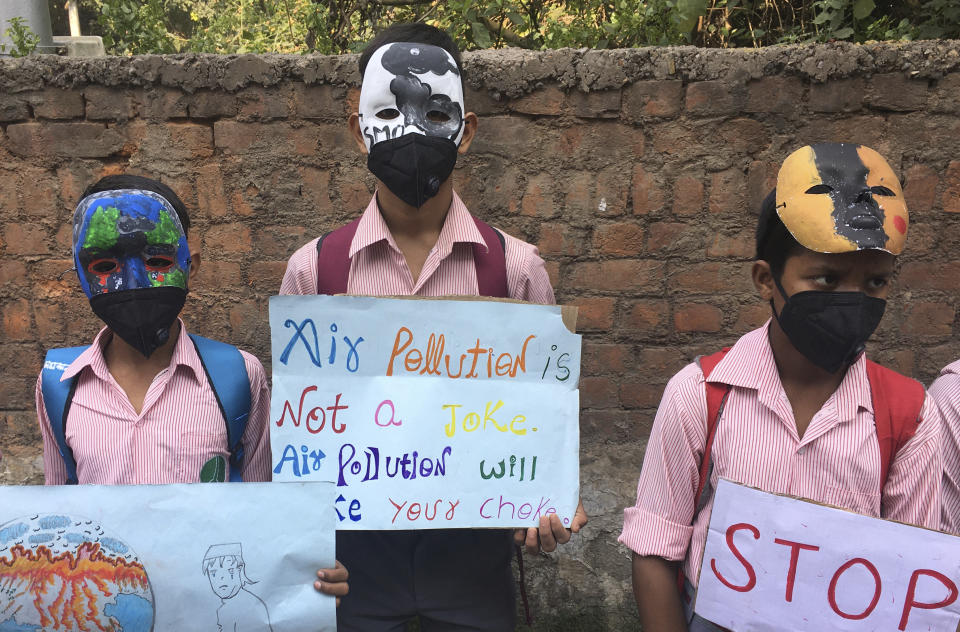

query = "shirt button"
(797, 447), (805, 455)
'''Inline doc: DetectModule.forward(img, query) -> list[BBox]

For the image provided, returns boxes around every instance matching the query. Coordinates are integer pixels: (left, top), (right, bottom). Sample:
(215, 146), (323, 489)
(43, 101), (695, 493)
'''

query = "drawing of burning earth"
(0, 514), (153, 631)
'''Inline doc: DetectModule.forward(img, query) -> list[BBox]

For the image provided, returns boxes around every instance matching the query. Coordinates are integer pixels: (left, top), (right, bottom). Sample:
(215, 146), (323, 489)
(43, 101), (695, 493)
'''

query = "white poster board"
(0, 482), (336, 632)
(695, 478), (960, 631)
(269, 295), (581, 530)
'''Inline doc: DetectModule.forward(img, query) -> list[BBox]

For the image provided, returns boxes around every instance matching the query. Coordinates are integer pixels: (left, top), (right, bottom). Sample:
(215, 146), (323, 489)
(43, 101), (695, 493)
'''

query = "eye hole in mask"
(870, 185), (895, 196)
(806, 184), (833, 194)
(377, 108), (401, 120)
(88, 258), (119, 275)
(427, 110), (450, 123)
(144, 255), (175, 272)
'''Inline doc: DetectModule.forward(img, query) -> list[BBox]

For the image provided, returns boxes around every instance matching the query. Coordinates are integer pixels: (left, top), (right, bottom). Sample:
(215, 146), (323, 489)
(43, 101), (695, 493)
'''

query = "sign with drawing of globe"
(0, 514), (154, 632)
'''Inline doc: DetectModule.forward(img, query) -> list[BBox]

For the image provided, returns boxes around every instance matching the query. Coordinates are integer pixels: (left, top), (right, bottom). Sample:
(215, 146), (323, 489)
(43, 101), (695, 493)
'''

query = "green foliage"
(75, 0), (960, 55)
(2, 17), (40, 57)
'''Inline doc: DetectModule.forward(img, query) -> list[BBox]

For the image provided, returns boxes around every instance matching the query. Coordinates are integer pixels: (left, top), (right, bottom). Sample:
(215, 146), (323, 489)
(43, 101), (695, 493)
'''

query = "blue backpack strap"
(41, 346), (89, 485)
(189, 334), (251, 482)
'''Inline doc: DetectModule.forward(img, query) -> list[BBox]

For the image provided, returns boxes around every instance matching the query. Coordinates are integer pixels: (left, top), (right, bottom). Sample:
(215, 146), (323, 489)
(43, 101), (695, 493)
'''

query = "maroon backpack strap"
(471, 216), (509, 299)
(316, 217), (362, 295)
(864, 359), (925, 489)
(678, 347), (732, 597)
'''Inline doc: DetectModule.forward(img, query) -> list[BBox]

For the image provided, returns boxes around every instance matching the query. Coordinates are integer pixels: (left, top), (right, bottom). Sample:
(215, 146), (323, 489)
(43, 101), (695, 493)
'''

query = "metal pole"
(67, 0), (81, 37)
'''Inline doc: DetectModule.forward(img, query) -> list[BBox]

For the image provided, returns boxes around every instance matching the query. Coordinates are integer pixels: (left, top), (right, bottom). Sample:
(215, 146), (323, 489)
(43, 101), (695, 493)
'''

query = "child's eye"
(813, 275), (837, 287)
(88, 258), (119, 275)
(867, 277), (889, 290)
(144, 256), (175, 272)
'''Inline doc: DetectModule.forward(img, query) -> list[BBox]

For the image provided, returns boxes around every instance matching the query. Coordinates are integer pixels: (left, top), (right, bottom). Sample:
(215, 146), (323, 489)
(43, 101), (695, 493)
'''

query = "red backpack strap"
(678, 347), (732, 597)
(316, 217), (362, 295)
(865, 359), (925, 487)
(471, 216), (509, 299)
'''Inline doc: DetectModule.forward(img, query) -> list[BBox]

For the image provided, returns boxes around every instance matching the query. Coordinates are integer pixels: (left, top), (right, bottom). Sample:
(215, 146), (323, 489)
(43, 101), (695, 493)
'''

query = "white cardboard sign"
(0, 481), (336, 632)
(695, 479), (960, 632)
(269, 295), (581, 530)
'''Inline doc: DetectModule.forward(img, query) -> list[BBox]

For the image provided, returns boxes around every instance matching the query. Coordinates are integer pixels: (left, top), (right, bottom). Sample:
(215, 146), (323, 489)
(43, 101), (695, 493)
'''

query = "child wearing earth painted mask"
(280, 21), (587, 632)
(620, 143), (942, 632)
(35, 174), (348, 604)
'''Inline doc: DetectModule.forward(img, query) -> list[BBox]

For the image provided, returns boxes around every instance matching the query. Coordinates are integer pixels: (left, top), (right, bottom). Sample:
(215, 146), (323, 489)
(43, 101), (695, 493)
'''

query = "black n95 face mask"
(772, 277), (886, 374)
(367, 134), (458, 209)
(89, 287), (186, 358)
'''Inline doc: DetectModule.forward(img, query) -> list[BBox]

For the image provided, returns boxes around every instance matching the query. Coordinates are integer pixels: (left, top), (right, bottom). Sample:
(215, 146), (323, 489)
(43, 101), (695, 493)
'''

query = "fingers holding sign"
(314, 560), (349, 607)
(514, 498), (588, 554)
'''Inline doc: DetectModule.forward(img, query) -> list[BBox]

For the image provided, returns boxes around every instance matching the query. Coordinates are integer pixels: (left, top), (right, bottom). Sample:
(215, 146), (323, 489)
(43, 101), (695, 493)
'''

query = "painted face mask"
(358, 42), (464, 208)
(776, 143), (908, 255)
(72, 189), (191, 357)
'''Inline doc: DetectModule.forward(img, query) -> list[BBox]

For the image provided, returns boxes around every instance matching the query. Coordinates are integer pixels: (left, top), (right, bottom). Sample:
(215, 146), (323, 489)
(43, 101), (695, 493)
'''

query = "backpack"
(40, 334), (251, 485)
(680, 347), (926, 594)
(315, 215), (509, 298)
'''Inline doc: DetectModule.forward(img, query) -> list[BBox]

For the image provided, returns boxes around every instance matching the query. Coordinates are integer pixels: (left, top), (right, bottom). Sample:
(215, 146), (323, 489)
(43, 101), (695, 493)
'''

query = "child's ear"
(752, 260), (775, 301)
(188, 248), (202, 284)
(457, 112), (478, 155)
(348, 114), (368, 154)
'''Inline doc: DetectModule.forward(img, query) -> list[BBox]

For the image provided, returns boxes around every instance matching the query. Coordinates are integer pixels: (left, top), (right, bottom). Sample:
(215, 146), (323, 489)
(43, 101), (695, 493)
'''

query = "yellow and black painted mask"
(776, 143), (908, 255)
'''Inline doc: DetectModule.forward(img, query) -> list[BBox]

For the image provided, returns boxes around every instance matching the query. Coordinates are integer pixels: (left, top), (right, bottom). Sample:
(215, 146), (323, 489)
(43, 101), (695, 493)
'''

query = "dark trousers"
(336, 529), (516, 632)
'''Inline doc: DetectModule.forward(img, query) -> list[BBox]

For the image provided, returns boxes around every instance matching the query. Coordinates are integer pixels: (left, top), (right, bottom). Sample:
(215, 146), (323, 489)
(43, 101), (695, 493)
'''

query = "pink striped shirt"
(928, 360), (960, 534)
(619, 322), (942, 587)
(279, 191), (554, 303)
(35, 322), (272, 485)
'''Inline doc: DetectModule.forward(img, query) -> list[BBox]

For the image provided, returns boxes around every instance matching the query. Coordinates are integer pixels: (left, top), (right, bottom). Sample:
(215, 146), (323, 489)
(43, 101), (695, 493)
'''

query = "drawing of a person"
(202, 543), (273, 632)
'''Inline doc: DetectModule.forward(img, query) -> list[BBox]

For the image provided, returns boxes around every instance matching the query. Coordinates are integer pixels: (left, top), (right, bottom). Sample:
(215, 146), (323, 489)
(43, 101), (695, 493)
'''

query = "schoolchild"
(929, 353), (960, 535)
(280, 22), (586, 631)
(36, 174), (347, 602)
(620, 143), (942, 631)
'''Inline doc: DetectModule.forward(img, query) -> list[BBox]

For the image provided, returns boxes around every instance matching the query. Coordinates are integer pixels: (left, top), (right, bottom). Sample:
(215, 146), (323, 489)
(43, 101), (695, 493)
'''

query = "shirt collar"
(60, 318), (203, 384)
(349, 191), (487, 259)
(706, 319), (872, 421)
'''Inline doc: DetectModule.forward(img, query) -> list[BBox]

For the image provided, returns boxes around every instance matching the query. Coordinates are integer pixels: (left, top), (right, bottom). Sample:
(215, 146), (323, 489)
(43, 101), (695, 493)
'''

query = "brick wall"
(2, 41), (960, 628)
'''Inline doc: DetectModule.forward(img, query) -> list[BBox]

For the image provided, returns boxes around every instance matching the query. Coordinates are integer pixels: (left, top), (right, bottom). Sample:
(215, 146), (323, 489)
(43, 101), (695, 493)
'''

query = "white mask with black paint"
(358, 42), (465, 150)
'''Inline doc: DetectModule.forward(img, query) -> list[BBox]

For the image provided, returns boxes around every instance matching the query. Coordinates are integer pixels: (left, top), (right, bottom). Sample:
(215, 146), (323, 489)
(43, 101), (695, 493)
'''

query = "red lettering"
(710, 522), (759, 593)
(406, 502), (421, 521)
(827, 558), (882, 620)
(479, 498), (493, 519)
(327, 392), (348, 433)
(899, 569), (958, 631)
(389, 497), (406, 525)
(774, 538), (820, 602)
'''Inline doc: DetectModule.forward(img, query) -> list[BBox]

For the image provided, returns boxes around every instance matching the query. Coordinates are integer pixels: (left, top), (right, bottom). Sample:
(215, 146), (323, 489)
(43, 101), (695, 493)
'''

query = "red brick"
(295, 84), (349, 119)
(866, 74), (927, 112)
(230, 186), (257, 216)
(0, 94), (30, 121)
(930, 74), (960, 114)
(247, 261), (290, 291)
(28, 88), (84, 119)
(338, 176), (374, 211)
(625, 299), (668, 333)
(204, 223), (252, 254)
(568, 260), (664, 293)
(809, 78), (865, 113)
(56, 166), (85, 208)
(747, 160), (779, 211)
(569, 90), (620, 118)
(734, 303), (770, 332)
(709, 168), (746, 214)
(563, 172), (594, 216)
(194, 260), (243, 289)
(674, 303), (723, 332)
(3, 224), (48, 255)
(539, 224), (582, 257)
(746, 77), (804, 113)
(623, 80), (683, 119)
(6, 122), (125, 158)
(903, 164), (938, 213)
(580, 376), (619, 408)
(707, 230), (754, 258)
(254, 226), (310, 260)
(544, 260), (560, 288)
(900, 301), (954, 337)
(575, 297), (616, 331)
(686, 81), (739, 116)
(594, 221), (644, 256)
(301, 166), (331, 209)
(195, 163), (228, 218)
(84, 86), (137, 120)
(213, 120), (261, 153)
(511, 85), (565, 116)
(942, 161), (960, 213)
(581, 409), (636, 441)
(632, 165), (663, 215)
(189, 90), (238, 118)
(19, 167), (60, 219)
(0, 260), (27, 286)
(638, 346), (690, 376)
(672, 262), (750, 293)
(32, 301), (62, 338)
(238, 86), (291, 120)
(462, 85), (506, 116)
(2, 299), (31, 340)
(673, 176), (704, 216)
(646, 222), (692, 255)
(596, 168), (629, 217)
(719, 118), (770, 154)
(520, 173), (559, 219)
(582, 343), (628, 375)
(899, 261), (960, 292)
(620, 379), (666, 408)
(141, 87), (188, 119)
(32, 259), (74, 299)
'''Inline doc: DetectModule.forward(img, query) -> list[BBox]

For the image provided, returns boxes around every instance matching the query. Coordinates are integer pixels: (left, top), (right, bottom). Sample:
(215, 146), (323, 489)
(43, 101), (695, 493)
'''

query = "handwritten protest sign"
(695, 479), (960, 631)
(269, 295), (581, 530)
(0, 481), (336, 632)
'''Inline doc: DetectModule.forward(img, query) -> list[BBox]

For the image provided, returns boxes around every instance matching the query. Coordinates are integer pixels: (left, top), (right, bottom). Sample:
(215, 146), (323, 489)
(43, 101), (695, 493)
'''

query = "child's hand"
(513, 498), (588, 553)
(314, 560), (349, 607)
